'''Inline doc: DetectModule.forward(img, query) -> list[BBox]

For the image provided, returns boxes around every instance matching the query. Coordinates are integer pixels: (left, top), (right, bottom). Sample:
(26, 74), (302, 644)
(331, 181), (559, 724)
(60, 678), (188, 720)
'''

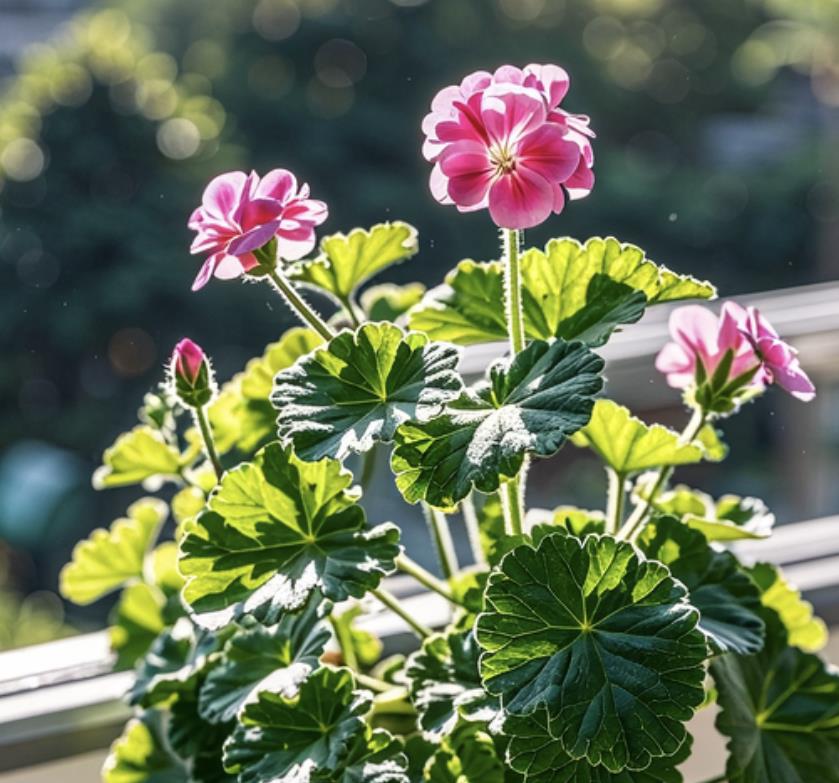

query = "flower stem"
(500, 476), (525, 536)
(396, 553), (463, 606)
(606, 468), (626, 535)
(617, 407), (707, 542)
(328, 614), (359, 671)
(266, 267), (334, 341)
(192, 405), (223, 482)
(422, 504), (458, 579)
(355, 673), (392, 693)
(338, 294), (365, 329)
(503, 228), (525, 355)
(371, 586), (432, 638)
(460, 495), (487, 566)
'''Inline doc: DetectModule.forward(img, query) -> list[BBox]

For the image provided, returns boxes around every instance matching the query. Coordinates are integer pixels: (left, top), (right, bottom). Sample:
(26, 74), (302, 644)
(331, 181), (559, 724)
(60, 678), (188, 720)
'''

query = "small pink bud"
(172, 338), (206, 386)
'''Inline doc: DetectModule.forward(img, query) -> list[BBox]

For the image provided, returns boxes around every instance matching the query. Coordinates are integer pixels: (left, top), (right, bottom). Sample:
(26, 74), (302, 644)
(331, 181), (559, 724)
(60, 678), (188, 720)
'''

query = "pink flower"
(172, 338), (206, 386)
(655, 303), (760, 390)
(422, 64), (594, 230)
(736, 306), (816, 401)
(188, 169), (327, 291)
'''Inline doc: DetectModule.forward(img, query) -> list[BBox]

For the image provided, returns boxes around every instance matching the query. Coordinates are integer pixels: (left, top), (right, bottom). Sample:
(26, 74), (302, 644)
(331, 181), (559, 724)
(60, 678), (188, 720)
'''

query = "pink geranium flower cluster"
(189, 169), (327, 291)
(421, 64), (595, 230)
(657, 302), (815, 401)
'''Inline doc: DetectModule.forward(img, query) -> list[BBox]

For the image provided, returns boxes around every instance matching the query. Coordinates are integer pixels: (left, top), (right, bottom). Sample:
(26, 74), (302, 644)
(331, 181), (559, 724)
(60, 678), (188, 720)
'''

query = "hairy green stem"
(606, 468), (626, 535)
(338, 294), (365, 328)
(617, 407), (707, 542)
(192, 405), (223, 481)
(422, 504), (458, 579)
(503, 227), (525, 354)
(460, 495), (487, 566)
(266, 267), (335, 341)
(500, 476), (525, 537)
(328, 614), (359, 671)
(371, 587), (432, 638)
(396, 553), (463, 606)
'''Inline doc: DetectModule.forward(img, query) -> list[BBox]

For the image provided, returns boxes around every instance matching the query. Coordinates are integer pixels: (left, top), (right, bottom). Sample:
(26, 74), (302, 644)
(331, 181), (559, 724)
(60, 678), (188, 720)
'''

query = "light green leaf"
(103, 713), (187, 783)
(241, 328), (323, 402)
(392, 339), (604, 510)
(199, 596), (331, 724)
(109, 583), (168, 669)
(171, 486), (206, 527)
(526, 506), (607, 538)
(475, 533), (706, 772)
(361, 282), (426, 323)
(291, 222), (419, 304)
(424, 722), (504, 783)
(641, 483), (774, 541)
(222, 667), (372, 783)
(711, 607), (839, 783)
(570, 400), (704, 474)
(406, 630), (499, 742)
(747, 563), (827, 652)
(179, 442), (399, 625)
(504, 707), (692, 782)
(408, 237), (715, 347)
(60, 498), (167, 605)
(93, 426), (182, 489)
(129, 617), (220, 707)
(331, 603), (384, 668)
(695, 424), (728, 462)
(272, 323), (463, 461)
(639, 517), (765, 655)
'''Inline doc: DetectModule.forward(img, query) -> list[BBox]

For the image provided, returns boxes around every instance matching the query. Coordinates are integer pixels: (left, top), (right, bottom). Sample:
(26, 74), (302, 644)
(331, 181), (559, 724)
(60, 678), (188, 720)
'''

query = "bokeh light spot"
(108, 328), (157, 378)
(253, 0), (301, 41)
(1, 138), (45, 182)
(157, 118), (201, 159)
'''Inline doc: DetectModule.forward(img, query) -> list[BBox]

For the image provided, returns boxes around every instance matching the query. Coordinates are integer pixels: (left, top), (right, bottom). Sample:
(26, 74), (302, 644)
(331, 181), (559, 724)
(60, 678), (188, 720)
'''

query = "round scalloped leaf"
(392, 339), (604, 510)
(638, 517), (764, 655)
(198, 596), (331, 723)
(222, 667), (372, 783)
(341, 728), (410, 783)
(272, 323), (462, 462)
(408, 237), (715, 347)
(406, 629), (499, 742)
(361, 282), (426, 323)
(476, 533), (706, 772)
(60, 498), (167, 605)
(179, 442), (399, 626)
(93, 426), (182, 490)
(711, 607), (839, 783)
(504, 708), (691, 783)
(291, 222), (419, 304)
(570, 400), (704, 475)
(103, 713), (187, 783)
(424, 722), (504, 783)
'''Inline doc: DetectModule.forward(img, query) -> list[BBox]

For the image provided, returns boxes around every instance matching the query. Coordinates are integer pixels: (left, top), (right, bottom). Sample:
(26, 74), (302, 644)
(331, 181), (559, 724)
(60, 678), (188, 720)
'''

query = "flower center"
(490, 144), (517, 176)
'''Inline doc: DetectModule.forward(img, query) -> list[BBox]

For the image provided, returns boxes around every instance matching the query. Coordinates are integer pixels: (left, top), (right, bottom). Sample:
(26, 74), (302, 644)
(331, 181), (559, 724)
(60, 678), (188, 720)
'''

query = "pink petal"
(439, 141), (493, 178)
(192, 253), (223, 291)
(655, 341), (693, 375)
(201, 171), (248, 221)
(214, 254), (250, 280)
(277, 232), (316, 261)
(551, 183), (565, 214)
(493, 65), (525, 85)
(524, 63), (570, 108)
(718, 301), (749, 354)
(227, 221), (281, 255)
(460, 70), (492, 97)
(255, 169), (297, 203)
(430, 163), (452, 204)
(516, 124), (580, 184)
(282, 198), (328, 225)
(238, 198), (286, 231)
(771, 359), (816, 401)
(481, 84), (547, 147)
(488, 167), (554, 229)
(669, 305), (722, 366)
(448, 169), (493, 209)
(565, 161), (594, 200)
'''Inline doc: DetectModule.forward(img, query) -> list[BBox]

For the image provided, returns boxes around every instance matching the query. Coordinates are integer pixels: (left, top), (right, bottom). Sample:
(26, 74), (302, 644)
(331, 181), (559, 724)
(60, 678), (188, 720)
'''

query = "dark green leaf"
(272, 323), (462, 461)
(639, 517), (765, 655)
(504, 707), (691, 782)
(392, 340), (603, 510)
(60, 498), (167, 605)
(199, 596), (331, 723)
(424, 722), (504, 783)
(408, 237), (715, 347)
(340, 727), (410, 783)
(167, 690), (236, 783)
(711, 607), (839, 783)
(406, 629), (499, 741)
(476, 533), (706, 772)
(179, 442), (399, 626)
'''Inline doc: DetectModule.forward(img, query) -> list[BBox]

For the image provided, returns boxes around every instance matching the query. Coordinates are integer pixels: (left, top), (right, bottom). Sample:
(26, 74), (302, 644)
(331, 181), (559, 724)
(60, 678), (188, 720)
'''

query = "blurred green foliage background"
(1, 0), (838, 641)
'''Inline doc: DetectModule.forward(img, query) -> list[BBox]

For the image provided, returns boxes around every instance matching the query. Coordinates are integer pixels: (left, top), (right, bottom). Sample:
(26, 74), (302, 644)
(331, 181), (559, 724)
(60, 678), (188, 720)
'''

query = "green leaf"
(527, 506), (607, 538)
(747, 563), (827, 652)
(109, 582), (168, 668)
(362, 282), (426, 323)
(60, 498), (167, 605)
(272, 323), (463, 461)
(222, 667), (371, 783)
(504, 707), (692, 783)
(93, 426), (182, 489)
(475, 533), (706, 772)
(711, 607), (839, 783)
(638, 517), (765, 655)
(129, 618), (220, 707)
(570, 400), (704, 474)
(424, 722), (504, 783)
(695, 423), (728, 462)
(179, 442), (399, 625)
(167, 693), (235, 783)
(103, 713), (187, 783)
(392, 339), (604, 509)
(406, 630), (499, 742)
(342, 727), (410, 783)
(408, 237), (715, 347)
(641, 483), (774, 541)
(199, 596), (331, 723)
(291, 222), (419, 303)
(171, 486), (207, 526)
(331, 603), (384, 668)
(241, 327), (323, 402)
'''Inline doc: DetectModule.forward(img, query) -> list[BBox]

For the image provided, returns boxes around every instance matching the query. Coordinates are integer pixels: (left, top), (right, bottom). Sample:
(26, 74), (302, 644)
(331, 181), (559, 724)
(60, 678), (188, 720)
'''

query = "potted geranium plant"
(61, 64), (834, 783)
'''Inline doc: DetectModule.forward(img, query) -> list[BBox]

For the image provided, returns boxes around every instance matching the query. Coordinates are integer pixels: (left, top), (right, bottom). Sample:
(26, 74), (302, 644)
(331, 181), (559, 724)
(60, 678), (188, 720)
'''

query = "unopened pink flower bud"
(170, 338), (214, 407)
(172, 338), (205, 386)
